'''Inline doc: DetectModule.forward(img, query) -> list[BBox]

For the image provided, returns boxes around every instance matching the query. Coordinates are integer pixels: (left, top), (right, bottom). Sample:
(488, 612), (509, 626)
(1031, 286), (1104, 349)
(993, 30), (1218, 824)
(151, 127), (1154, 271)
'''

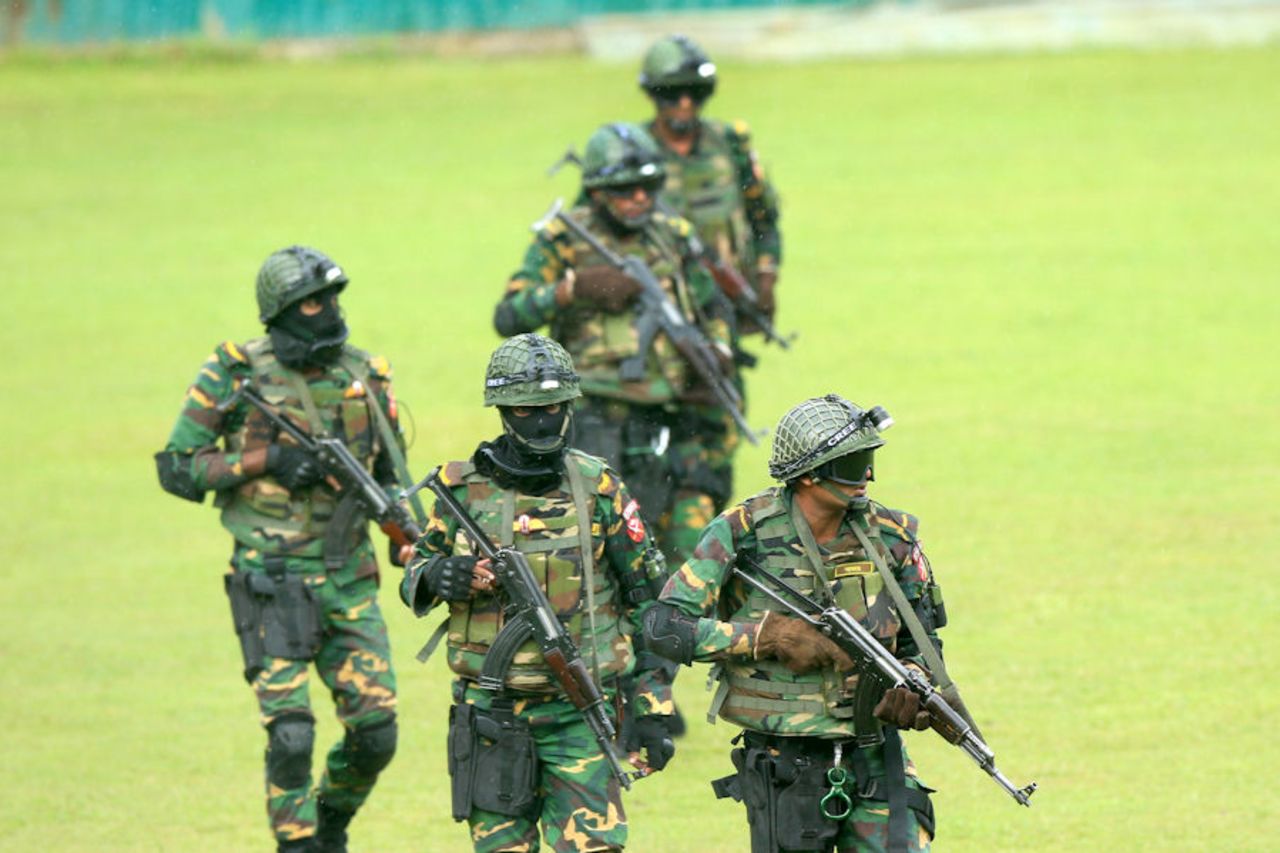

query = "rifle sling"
(340, 354), (427, 526)
(848, 518), (984, 739)
(564, 460), (602, 689)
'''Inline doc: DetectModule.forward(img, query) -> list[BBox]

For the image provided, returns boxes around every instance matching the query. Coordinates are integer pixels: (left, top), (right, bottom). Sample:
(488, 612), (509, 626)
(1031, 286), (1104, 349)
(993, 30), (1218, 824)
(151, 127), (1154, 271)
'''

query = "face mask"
(500, 406), (572, 456)
(269, 289), (348, 368)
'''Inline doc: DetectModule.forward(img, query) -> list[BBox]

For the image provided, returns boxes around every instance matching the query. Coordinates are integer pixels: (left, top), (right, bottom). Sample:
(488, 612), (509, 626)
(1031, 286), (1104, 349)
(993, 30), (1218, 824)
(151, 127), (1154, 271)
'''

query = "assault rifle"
(732, 561), (1038, 807)
(534, 199), (765, 445)
(546, 149), (795, 354)
(224, 382), (424, 554)
(652, 201), (796, 353)
(421, 467), (638, 791)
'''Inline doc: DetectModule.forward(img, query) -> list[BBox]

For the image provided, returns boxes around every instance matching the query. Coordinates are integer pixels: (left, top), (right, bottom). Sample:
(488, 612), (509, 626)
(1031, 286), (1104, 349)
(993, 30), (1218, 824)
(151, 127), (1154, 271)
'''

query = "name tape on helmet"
(826, 418), (871, 448)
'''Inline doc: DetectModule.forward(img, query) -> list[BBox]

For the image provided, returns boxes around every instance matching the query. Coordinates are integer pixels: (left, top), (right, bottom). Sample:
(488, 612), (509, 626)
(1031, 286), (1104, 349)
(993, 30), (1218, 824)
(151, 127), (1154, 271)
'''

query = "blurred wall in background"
(4, 0), (1279, 56)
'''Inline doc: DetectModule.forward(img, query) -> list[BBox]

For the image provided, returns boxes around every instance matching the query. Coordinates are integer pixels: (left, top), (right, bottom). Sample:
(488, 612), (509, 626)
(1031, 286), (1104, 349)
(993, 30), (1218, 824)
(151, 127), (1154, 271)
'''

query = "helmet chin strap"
(814, 477), (870, 511)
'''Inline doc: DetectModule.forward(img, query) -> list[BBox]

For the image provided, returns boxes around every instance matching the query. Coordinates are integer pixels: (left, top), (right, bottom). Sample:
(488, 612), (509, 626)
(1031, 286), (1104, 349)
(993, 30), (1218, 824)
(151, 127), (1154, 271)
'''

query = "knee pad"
(345, 717), (397, 777)
(266, 715), (315, 790)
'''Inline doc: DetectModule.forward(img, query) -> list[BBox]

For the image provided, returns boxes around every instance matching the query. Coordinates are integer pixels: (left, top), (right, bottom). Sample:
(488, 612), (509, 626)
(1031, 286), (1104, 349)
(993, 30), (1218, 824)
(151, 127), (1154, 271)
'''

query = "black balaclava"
(269, 286), (349, 369)
(473, 406), (574, 495)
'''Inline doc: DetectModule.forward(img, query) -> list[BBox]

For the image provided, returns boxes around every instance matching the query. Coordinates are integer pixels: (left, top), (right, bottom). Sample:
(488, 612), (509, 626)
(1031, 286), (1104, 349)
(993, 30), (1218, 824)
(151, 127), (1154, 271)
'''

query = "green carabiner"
(821, 765), (853, 820)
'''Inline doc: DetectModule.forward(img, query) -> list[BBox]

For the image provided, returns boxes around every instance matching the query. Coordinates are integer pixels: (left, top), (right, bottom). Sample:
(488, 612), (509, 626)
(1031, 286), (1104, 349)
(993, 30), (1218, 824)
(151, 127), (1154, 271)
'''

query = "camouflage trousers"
(727, 732), (934, 853)
(231, 551), (398, 843)
(572, 396), (737, 566)
(453, 681), (627, 853)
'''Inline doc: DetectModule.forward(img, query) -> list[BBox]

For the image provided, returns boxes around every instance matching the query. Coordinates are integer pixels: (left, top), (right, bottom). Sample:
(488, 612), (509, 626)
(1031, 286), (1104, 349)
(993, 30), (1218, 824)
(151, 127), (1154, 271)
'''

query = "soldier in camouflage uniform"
(640, 34), (783, 501)
(494, 122), (737, 566)
(155, 246), (407, 853)
(644, 395), (948, 852)
(640, 34), (782, 334)
(401, 334), (675, 852)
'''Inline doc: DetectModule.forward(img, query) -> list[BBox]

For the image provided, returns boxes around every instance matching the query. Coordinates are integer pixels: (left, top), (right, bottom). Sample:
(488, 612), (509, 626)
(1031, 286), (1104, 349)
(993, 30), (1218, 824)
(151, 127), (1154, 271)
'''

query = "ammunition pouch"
(224, 568), (323, 682)
(447, 703), (539, 822)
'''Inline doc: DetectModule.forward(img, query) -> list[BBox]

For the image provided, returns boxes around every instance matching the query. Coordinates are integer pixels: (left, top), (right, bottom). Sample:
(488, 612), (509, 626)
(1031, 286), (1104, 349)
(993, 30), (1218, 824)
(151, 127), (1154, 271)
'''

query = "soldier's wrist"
(554, 272), (575, 307)
(243, 446), (269, 477)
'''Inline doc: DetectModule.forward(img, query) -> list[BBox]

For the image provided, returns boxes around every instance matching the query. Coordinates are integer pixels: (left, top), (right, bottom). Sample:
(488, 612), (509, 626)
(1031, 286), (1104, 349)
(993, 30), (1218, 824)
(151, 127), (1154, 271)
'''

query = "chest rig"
(552, 206), (699, 403)
(656, 121), (753, 279)
(443, 458), (630, 694)
(217, 337), (383, 565)
(716, 490), (902, 742)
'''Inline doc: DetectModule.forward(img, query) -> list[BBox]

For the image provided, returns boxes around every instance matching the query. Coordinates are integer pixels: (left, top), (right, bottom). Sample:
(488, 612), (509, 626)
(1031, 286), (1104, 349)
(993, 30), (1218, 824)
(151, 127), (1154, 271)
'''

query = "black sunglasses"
(650, 83), (714, 105)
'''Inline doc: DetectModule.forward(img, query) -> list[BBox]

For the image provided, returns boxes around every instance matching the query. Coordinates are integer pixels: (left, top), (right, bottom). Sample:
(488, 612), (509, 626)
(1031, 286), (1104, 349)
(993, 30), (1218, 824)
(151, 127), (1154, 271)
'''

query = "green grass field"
(2, 44), (1278, 851)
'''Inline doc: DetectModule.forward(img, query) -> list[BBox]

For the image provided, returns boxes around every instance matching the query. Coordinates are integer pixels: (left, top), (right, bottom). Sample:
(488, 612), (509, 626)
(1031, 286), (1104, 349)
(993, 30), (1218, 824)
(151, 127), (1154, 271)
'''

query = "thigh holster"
(713, 735), (840, 853)
(447, 702), (539, 822)
(225, 564), (323, 682)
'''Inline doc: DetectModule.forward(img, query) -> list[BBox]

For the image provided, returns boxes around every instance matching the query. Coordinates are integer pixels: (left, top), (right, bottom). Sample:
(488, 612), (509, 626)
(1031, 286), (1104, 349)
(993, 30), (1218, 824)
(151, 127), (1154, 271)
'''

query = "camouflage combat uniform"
(159, 334), (402, 845)
(494, 203), (735, 564)
(658, 492), (939, 851)
(402, 451), (673, 852)
(648, 116), (781, 298)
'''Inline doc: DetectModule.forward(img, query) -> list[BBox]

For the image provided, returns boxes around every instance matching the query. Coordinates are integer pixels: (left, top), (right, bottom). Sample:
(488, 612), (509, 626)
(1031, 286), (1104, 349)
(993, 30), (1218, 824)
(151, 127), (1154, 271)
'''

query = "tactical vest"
(718, 489), (904, 738)
(550, 205), (698, 404)
(216, 337), (383, 563)
(442, 452), (631, 694)
(654, 120), (755, 282)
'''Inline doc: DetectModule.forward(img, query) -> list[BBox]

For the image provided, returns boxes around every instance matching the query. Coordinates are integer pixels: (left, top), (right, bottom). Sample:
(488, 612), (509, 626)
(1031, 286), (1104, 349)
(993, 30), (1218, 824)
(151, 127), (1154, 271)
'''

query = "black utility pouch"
(471, 707), (538, 818)
(448, 704), (478, 821)
(774, 763), (840, 851)
(224, 573), (265, 683)
(257, 572), (323, 660)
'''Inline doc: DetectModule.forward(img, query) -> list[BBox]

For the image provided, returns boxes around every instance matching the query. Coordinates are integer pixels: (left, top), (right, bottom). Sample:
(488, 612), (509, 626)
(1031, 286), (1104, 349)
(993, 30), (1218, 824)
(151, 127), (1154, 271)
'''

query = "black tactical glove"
(425, 555), (478, 602)
(625, 714), (675, 772)
(265, 445), (325, 492)
(873, 686), (932, 731)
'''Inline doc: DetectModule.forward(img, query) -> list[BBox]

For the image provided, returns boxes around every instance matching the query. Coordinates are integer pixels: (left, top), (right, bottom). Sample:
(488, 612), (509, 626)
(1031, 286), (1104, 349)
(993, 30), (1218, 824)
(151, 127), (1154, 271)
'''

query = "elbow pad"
(154, 451), (204, 503)
(642, 602), (698, 666)
(492, 298), (526, 337)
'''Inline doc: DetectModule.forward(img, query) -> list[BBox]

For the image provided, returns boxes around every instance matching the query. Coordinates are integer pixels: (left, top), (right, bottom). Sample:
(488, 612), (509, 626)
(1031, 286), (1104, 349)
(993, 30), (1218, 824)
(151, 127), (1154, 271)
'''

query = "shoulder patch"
(731, 118), (752, 139)
(654, 210), (693, 238)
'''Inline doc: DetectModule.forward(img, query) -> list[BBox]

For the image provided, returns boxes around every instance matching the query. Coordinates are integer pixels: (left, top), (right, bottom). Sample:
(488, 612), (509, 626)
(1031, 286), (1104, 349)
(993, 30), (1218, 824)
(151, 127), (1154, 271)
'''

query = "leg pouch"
(224, 572), (265, 683)
(258, 573), (323, 660)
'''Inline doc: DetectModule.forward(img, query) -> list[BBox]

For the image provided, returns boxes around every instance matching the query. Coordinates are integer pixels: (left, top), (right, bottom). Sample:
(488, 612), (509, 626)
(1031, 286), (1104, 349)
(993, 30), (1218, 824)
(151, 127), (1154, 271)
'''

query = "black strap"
(883, 726), (909, 853)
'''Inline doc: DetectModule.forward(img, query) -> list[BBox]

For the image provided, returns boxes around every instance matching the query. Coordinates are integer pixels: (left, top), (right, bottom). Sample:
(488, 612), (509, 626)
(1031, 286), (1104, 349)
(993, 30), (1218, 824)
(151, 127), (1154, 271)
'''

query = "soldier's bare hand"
(471, 558), (497, 593)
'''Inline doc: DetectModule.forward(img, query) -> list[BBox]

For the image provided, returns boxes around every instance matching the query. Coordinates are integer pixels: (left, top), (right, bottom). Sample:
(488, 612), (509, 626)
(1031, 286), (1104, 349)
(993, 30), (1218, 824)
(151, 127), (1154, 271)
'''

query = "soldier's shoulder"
(715, 486), (784, 538)
(651, 209), (696, 241)
(712, 117), (754, 146)
(203, 340), (255, 383)
(564, 448), (616, 495)
(873, 503), (920, 542)
(343, 344), (393, 380)
(439, 459), (478, 487)
(536, 202), (590, 243)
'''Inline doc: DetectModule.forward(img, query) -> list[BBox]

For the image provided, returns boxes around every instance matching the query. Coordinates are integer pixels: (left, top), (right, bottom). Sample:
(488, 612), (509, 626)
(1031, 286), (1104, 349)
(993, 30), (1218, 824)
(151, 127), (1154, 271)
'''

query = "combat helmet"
(484, 334), (581, 407)
(581, 123), (667, 192)
(639, 34), (717, 96)
(256, 245), (349, 324)
(768, 394), (894, 483)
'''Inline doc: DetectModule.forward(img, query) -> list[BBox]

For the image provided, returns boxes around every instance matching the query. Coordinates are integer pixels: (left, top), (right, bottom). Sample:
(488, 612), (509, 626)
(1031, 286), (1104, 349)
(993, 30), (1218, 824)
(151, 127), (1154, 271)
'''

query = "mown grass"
(1, 45), (1278, 851)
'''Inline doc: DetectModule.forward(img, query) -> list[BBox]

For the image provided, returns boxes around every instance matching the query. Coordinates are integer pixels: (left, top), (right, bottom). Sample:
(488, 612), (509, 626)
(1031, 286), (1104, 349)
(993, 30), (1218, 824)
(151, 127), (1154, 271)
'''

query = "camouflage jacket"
(494, 203), (732, 405)
(658, 487), (942, 738)
(401, 450), (674, 716)
(647, 117), (782, 285)
(159, 336), (405, 582)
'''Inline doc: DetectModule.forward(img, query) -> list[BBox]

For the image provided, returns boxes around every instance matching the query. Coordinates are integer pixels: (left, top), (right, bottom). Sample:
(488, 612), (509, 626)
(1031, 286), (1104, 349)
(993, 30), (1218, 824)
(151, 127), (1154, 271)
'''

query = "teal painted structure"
(4, 1), (885, 46)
